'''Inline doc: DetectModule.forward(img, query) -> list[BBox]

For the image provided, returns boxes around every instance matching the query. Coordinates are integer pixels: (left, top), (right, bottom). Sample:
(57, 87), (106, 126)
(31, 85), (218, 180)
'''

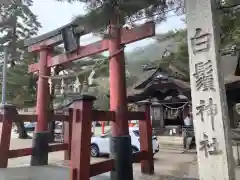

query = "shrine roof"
(127, 54), (240, 102)
(130, 66), (189, 89)
(133, 69), (159, 89)
(135, 55), (239, 87)
(127, 75), (190, 103)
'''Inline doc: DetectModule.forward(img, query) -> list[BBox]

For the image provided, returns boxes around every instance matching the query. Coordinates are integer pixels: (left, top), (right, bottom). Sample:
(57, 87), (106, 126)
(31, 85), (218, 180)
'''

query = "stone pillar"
(185, 0), (235, 179)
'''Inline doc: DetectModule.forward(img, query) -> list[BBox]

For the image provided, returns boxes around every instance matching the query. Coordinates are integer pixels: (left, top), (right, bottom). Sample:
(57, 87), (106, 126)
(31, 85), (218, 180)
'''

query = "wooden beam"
(90, 159), (114, 177)
(138, 103), (154, 174)
(48, 143), (68, 152)
(92, 110), (115, 122)
(26, 23), (87, 52)
(127, 111), (145, 120)
(28, 34), (62, 52)
(8, 148), (33, 158)
(0, 114), (68, 122)
(28, 22), (155, 73)
(0, 106), (16, 167)
(8, 143), (68, 158)
(132, 151), (148, 163)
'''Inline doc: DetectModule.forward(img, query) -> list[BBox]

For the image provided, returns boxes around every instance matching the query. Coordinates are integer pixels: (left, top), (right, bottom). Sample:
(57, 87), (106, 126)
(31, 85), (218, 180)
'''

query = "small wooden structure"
(128, 66), (191, 136)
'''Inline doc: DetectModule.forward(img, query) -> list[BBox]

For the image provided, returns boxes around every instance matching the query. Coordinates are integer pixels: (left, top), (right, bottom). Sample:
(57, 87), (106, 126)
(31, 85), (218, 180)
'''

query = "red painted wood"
(0, 106), (17, 167)
(138, 104), (154, 174)
(35, 48), (51, 132)
(90, 159), (114, 177)
(88, 151), (149, 177)
(64, 109), (73, 160)
(109, 22), (129, 137)
(0, 114), (68, 122)
(49, 114), (69, 122)
(27, 22), (154, 53)
(132, 151), (148, 163)
(92, 110), (115, 122)
(8, 143), (68, 158)
(49, 143), (68, 152)
(28, 22), (155, 73)
(70, 168), (78, 180)
(8, 148), (32, 158)
(127, 111), (145, 120)
(121, 22), (155, 44)
(70, 99), (94, 180)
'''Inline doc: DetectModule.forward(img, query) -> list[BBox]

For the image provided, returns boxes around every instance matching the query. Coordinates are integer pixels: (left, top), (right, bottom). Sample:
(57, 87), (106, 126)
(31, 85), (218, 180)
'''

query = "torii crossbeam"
(28, 22), (155, 72)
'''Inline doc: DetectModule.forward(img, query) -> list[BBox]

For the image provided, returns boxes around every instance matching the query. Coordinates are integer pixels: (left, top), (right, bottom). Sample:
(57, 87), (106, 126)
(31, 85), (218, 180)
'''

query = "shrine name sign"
(186, 0), (235, 180)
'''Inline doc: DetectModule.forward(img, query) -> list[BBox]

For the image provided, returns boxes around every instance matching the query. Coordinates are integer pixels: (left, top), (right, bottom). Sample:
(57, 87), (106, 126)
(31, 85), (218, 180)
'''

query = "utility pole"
(1, 47), (8, 106)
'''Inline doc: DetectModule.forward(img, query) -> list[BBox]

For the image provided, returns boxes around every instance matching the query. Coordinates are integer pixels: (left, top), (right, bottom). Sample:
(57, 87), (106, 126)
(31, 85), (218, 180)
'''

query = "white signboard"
(185, 0), (235, 180)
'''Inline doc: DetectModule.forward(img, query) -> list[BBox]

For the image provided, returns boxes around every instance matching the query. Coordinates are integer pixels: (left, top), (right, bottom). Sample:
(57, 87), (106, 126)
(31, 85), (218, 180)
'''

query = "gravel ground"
(3, 134), (240, 180)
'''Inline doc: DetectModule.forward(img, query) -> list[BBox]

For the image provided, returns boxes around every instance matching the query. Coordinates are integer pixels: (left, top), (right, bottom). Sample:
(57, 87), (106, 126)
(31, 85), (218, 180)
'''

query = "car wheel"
(132, 147), (138, 153)
(91, 144), (99, 157)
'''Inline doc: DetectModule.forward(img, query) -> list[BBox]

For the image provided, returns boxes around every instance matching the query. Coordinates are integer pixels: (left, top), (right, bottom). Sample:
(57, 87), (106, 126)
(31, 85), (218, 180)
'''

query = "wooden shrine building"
(128, 54), (240, 137)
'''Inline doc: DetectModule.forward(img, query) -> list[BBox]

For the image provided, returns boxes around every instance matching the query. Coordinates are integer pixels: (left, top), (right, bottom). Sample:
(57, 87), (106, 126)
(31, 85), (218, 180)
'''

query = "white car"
(90, 127), (159, 157)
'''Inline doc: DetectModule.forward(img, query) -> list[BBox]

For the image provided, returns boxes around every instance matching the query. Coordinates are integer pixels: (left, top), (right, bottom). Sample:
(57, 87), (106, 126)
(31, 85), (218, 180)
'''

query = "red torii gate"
(27, 21), (154, 135)
(26, 21), (155, 179)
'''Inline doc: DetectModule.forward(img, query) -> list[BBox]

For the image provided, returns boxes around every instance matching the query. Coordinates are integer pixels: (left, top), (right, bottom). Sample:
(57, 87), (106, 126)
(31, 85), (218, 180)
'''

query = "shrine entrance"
(0, 0), (237, 180)
(24, 13), (155, 180)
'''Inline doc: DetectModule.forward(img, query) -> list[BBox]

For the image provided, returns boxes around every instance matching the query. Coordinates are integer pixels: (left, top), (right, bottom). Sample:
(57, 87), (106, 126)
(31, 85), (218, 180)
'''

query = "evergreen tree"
(156, 0), (239, 78)
(3, 52), (37, 108)
(0, 46), (38, 139)
(0, 0), (41, 65)
(0, 0), (41, 138)
(58, 0), (178, 32)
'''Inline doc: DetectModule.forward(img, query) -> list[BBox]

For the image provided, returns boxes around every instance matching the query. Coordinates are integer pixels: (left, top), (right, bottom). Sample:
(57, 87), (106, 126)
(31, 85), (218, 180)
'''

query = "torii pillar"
(186, 0), (235, 179)
(31, 47), (51, 166)
(109, 17), (133, 180)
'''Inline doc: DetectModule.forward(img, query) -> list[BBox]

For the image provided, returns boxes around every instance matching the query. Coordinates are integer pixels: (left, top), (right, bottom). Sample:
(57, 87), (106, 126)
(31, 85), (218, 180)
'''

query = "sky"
(30, 1), (186, 52)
